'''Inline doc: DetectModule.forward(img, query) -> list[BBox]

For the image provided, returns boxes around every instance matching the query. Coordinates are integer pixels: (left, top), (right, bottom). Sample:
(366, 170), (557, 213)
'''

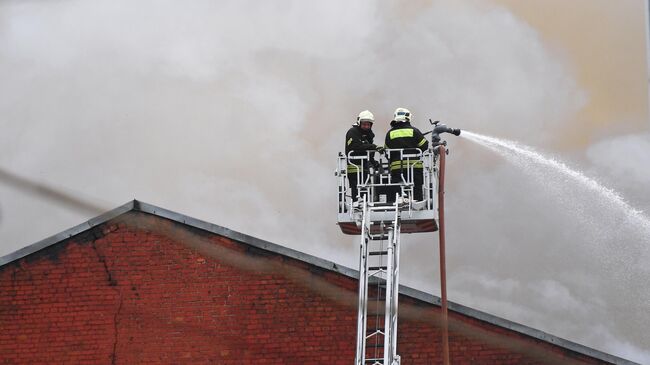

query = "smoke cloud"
(1, 0), (648, 362)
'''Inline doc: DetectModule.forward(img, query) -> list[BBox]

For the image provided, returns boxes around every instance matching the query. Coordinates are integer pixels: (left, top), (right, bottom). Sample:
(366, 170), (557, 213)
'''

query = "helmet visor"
(396, 111), (410, 118)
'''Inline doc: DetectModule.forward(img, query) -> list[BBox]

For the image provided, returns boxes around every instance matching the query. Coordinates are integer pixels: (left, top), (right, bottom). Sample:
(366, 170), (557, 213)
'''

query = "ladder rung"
(369, 251), (388, 256)
(369, 204), (397, 210)
(368, 327), (385, 333)
(369, 235), (389, 241)
(368, 266), (387, 271)
(366, 341), (384, 348)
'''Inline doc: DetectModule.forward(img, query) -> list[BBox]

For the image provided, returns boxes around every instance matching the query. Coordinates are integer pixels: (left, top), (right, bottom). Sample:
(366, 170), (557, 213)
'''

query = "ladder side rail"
(355, 199), (371, 365)
(391, 215), (402, 364)
(370, 221), (387, 361)
(383, 225), (395, 365)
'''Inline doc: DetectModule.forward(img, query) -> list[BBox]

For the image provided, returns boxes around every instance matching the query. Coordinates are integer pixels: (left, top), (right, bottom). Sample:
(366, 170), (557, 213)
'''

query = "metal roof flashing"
(0, 200), (639, 365)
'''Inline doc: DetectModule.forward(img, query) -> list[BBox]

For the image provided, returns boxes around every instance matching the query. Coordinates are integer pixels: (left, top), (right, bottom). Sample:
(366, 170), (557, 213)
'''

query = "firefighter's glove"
(376, 145), (386, 154)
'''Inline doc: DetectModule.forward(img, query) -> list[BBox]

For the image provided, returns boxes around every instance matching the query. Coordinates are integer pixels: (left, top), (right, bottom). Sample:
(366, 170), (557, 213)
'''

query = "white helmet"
(393, 107), (411, 122)
(356, 110), (374, 125)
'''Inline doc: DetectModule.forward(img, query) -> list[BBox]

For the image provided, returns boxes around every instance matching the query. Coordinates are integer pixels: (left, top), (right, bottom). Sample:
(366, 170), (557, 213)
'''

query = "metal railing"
(336, 148), (438, 215)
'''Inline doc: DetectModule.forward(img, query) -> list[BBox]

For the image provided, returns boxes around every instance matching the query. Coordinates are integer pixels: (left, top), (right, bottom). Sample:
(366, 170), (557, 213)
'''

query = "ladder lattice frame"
(355, 198), (402, 365)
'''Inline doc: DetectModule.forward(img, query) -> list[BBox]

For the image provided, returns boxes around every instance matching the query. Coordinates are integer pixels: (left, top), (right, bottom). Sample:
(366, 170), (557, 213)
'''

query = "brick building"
(0, 200), (638, 364)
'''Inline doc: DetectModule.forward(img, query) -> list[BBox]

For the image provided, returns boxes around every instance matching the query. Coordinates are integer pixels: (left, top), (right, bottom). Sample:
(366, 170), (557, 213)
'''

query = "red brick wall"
(0, 212), (611, 364)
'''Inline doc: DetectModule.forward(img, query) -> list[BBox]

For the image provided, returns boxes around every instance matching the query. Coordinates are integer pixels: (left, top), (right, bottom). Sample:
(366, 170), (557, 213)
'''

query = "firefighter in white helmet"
(345, 110), (382, 203)
(385, 107), (429, 203)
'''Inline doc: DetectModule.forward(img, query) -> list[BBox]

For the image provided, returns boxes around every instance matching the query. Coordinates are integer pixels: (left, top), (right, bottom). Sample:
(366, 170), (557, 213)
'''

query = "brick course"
(0, 211), (618, 364)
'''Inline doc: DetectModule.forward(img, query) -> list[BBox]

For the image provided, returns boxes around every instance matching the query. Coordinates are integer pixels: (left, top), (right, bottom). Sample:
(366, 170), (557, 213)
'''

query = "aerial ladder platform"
(335, 122), (460, 365)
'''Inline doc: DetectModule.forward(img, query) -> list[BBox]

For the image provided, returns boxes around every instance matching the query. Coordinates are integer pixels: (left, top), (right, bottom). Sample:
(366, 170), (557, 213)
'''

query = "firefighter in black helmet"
(385, 107), (429, 203)
(345, 110), (381, 203)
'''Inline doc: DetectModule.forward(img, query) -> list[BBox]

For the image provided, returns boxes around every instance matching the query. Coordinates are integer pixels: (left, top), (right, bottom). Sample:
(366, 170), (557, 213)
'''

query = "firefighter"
(384, 107), (429, 203)
(345, 110), (381, 203)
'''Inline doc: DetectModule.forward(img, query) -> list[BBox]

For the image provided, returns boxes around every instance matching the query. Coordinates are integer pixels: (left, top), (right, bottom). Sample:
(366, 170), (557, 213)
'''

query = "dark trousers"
(348, 170), (369, 202)
(387, 168), (424, 202)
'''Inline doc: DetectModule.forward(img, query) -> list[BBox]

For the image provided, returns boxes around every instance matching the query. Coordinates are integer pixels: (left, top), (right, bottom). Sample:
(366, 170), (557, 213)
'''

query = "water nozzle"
(427, 121), (462, 148)
(434, 125), (461, 136)
(428, 119), (461, 137)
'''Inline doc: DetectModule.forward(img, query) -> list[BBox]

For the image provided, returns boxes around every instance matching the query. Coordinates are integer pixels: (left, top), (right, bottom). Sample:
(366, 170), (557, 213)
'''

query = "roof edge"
(0, 200), (639, 365)
(134, 201), (361, 281)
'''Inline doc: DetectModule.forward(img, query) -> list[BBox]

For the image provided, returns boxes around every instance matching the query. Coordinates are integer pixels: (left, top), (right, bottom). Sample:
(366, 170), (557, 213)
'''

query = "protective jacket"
(345, 125), (376, 173)
(384, 121), (429, 171)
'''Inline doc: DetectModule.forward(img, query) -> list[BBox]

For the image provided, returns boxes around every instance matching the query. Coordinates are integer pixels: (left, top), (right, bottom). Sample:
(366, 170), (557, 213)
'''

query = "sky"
(1, 0), (649, 363)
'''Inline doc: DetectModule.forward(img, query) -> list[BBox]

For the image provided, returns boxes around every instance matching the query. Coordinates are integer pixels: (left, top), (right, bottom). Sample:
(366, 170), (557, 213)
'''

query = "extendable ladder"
(355, 199), (402, 365)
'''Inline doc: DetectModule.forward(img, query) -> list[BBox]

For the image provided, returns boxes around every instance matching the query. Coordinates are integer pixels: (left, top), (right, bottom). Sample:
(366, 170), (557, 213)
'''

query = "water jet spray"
(459, 130), (650, 235)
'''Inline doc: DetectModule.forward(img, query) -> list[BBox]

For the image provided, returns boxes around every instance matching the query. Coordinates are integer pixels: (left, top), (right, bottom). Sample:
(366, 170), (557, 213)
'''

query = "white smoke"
(586, 133), (650, 207)
(0, 0), (648, 363)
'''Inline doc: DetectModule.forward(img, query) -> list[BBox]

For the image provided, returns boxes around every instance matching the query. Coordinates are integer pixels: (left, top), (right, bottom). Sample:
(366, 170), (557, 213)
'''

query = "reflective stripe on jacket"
(347, 164), (360, 173)
(389, 159), (423, 171)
